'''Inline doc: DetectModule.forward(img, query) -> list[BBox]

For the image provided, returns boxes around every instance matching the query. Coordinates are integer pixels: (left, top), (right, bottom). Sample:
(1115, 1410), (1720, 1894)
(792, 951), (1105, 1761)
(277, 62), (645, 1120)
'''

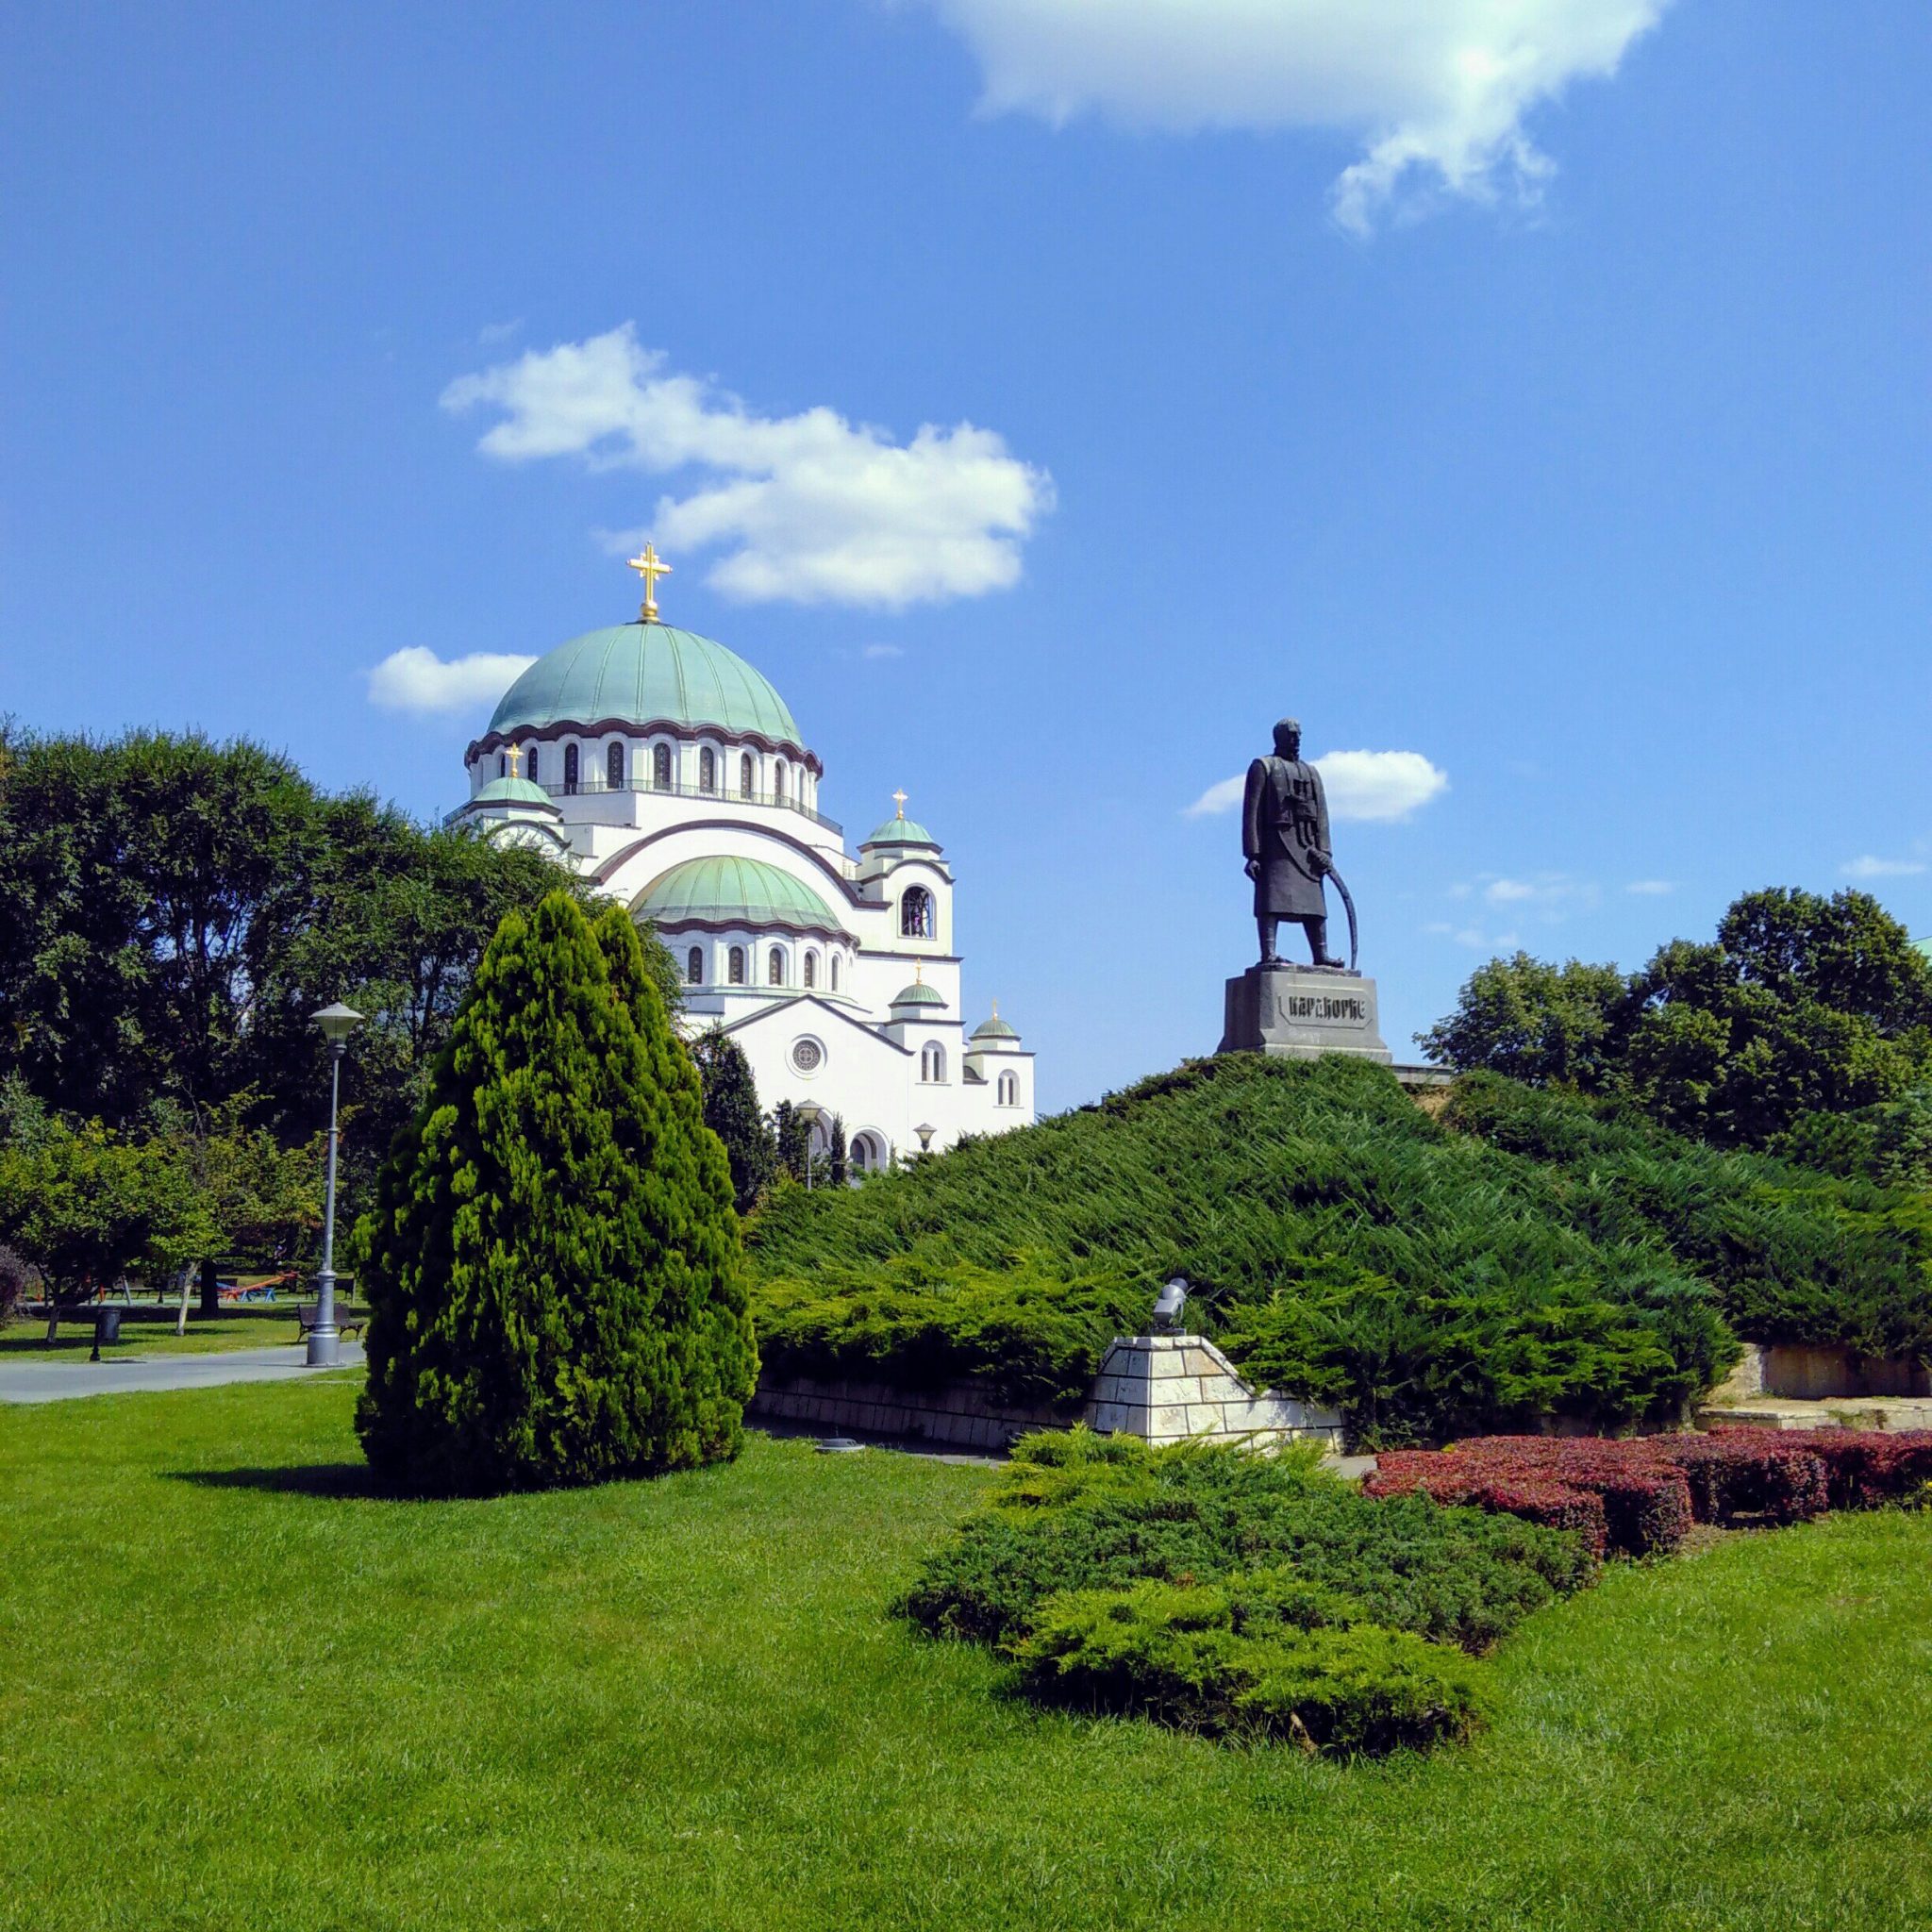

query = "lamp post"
(795, 1102), (824, 1191)
(308, 1002), (365, 1366)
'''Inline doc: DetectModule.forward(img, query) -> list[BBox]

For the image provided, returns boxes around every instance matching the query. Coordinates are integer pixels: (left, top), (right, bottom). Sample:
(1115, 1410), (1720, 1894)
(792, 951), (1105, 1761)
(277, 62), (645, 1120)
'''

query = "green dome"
(470, 775), (556, 809)
(972, 1011), (1019, 1041)
(891, 980), (946, 1008)
(633, 856), (847, 938)
(864, 813), (939, 848)
(489, 623), (804, 748)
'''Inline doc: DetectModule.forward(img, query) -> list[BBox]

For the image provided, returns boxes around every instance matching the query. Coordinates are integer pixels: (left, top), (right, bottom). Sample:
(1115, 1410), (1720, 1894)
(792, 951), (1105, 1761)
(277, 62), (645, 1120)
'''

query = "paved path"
(0, 1343), (365, 1405)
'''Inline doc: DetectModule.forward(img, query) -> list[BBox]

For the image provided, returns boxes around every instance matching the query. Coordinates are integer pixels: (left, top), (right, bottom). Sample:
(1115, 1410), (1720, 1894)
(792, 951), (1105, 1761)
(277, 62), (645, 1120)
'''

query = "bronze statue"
(1242, 717), (1341, 970)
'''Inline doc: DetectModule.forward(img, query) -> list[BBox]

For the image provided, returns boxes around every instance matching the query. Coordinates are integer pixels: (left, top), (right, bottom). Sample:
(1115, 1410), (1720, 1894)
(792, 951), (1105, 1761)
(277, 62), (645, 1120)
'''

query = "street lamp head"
(311, 1002), (366, 1047)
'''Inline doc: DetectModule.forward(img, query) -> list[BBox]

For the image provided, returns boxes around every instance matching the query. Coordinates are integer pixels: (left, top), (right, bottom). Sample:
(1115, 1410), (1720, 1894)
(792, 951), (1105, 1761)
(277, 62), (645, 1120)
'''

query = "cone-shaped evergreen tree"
(690, 1026), (777, 1212)
(357, 891), (758, 1493)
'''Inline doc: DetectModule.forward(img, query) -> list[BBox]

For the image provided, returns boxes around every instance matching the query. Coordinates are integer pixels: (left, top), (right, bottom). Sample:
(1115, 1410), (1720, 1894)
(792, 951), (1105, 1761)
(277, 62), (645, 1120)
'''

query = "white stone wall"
(1084, 1335), (1342, 1447)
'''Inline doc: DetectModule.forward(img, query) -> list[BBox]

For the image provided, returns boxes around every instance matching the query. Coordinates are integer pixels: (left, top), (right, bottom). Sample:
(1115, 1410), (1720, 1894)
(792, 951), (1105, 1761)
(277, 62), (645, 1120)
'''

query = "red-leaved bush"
(1365, 1427), (1932, 1559)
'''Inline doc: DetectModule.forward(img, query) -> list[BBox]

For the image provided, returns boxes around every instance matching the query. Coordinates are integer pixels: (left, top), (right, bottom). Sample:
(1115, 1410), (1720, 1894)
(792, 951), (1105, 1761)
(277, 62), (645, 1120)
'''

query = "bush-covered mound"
(751, 1055), (1932, 1441)
(896, 1429), (1583, 1756)
(358, 894), (757, 1494)
(1366, 1428), (1932, 1559)
(1444, 1074), (1932, 1362)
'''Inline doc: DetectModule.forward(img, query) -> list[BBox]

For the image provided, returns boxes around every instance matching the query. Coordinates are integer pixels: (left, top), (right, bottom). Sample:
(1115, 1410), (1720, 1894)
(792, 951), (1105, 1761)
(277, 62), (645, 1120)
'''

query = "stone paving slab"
(0, 1343), (365, 1406)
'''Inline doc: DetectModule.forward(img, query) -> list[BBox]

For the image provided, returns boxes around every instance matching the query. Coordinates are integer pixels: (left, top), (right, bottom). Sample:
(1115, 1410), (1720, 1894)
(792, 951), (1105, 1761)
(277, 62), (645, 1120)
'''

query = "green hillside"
(747, 1056), (1932, 1444)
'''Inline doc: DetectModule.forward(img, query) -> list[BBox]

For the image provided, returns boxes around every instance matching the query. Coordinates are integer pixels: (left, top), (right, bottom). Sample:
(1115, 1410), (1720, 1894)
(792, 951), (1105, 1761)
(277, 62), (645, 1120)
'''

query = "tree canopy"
(1421, 889), (1932, 1148)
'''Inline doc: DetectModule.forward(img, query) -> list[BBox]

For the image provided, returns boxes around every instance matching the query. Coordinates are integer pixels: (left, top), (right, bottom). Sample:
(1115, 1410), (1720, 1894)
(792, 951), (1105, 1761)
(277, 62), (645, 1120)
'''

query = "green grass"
(0, 1305), (361, 1357)
(4, 1384), (1930, 1930)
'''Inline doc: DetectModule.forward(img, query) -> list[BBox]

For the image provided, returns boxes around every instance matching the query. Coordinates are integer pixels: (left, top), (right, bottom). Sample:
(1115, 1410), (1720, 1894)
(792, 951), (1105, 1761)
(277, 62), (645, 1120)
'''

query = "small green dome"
(972, 1011), (1019, 1041)
(470, 775), (556, 809)
(864, 814), (939, 849)
(489, 623), (804, 748)
(633, 855), (847, 937)
(891, 980), (947, 1008)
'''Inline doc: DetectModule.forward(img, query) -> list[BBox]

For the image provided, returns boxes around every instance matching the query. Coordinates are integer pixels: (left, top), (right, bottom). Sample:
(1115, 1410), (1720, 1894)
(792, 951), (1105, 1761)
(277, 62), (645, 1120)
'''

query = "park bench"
(293, 1302), (366, 1344)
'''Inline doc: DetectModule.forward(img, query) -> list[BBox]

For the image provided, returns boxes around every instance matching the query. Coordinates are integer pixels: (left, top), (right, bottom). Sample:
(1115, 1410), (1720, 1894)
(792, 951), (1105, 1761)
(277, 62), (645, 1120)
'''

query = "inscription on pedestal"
(1219, 965), (1391, 1063)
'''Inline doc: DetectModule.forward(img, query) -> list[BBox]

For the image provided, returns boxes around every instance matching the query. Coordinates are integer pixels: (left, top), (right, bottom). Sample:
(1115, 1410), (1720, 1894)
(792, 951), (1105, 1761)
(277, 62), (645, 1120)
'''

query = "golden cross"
(505, 741), (523, 778)
(892, 788), (908, 819)
(626, 542), (673, 622)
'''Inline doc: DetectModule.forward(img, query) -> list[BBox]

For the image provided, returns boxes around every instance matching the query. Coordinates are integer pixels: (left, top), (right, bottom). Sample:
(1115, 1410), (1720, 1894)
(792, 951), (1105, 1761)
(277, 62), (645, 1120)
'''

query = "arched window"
(740, 752), (754, 798)
(653, 743), (672, 790)
(496, 752), (506, 778)
(728, 945), (746, 986)
(563, 743), (579, 795)
(526, 746), (540, 784)
(803, 951), (818, 989)
(700, 747), (717, 792)
(829, 957), (841, 992)
(607, 741), (625, 790)
(900, 886), (935, 940)
(921, 1042), (945, 1083)
(774, 760), (788, 803)
(687, 946), (703, 985)
(998, 1072), (1017, 1106)
(768, 945), (784, 987)
(851, 1134), (873, 1174)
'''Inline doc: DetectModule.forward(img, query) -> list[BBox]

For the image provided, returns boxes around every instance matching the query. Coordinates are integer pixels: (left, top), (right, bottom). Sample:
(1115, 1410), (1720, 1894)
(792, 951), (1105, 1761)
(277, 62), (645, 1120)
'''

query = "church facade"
(454, 557), (1035, 1171)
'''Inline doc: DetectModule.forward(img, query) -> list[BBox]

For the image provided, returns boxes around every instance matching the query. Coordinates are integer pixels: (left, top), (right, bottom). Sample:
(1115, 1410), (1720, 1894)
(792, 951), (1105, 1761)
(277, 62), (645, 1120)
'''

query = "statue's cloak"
(1242, 756), (1330, 921)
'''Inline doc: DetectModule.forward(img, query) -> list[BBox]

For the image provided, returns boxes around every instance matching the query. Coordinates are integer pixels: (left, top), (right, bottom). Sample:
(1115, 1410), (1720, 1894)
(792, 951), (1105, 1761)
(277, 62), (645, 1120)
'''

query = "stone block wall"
(748, 1373), (1067, 1451)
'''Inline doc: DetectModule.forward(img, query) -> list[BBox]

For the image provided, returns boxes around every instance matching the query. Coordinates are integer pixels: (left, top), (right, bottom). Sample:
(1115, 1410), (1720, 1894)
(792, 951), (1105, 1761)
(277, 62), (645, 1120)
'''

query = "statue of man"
(1242, 717), (1341, 969)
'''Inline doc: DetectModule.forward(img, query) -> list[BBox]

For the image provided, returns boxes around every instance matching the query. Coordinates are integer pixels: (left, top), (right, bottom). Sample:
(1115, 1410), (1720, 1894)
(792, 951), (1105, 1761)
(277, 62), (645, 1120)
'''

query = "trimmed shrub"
(357, 894), (757, 1493)
(1705, 1426), (1932, 1512)
(1016, 1574), (1486, 1757)
(1369, 1440), (1692, 1557)
(1664, 1434), (1830, 1525)
(896, 1431), (1592, 1656)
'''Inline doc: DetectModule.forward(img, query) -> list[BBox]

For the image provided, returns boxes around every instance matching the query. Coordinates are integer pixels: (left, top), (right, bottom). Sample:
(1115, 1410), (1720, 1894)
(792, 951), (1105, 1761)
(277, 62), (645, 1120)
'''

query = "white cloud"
(1316, 750), (1449, 822)
(1185, 748), (1447, 822)
(861, 641), (906, 660)
(1842, 855), (1927, 879)
(1626, 878), (1674, 895)
(1184, 774), (1249, 819)
(476, 318), (525, 345)
(921, 0), (1671, 233)
(1462, 872), (1599, 916)
(368, 646), (537, 715)
(442, 325), (1053, 609)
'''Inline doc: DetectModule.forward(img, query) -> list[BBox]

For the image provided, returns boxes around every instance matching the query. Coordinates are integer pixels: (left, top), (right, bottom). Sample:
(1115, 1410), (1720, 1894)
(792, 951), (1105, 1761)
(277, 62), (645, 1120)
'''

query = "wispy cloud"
(1842, 855), (1927, 879)
(442, 324), (1054, 609)
(861, 641), (906, 660)
(1185, 749), (1447, 822)
(368, 646), (537, 715)
(1625, 878), (1674, 895)
(920, 0), (1672, 233)
(476, 318), (525, 346)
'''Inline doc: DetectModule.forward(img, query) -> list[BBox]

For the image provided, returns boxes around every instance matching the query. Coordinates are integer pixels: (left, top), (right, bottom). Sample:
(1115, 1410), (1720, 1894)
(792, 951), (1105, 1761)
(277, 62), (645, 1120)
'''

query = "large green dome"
(488, 623), (803, 748)
(632, 855), (849, 938)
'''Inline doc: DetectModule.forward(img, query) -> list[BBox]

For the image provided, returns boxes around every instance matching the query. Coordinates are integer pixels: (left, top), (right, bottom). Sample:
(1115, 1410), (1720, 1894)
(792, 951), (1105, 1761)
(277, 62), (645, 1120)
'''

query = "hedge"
(1366, 1428), (1932, 1558)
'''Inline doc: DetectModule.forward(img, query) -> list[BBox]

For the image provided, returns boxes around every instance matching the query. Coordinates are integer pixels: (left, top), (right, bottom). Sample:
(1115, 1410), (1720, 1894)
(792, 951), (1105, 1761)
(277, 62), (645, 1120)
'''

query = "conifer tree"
(690, 1026), (777, 1212)
(828, 1114), (847, 1189)
(357, 891), (757, 1493)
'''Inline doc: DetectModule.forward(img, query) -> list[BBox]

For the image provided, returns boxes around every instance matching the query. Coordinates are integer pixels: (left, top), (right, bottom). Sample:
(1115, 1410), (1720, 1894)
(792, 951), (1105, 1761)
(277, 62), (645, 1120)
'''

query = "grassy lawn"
(4, 1385), (1929, 1931)
(0, 1305), (360, 1358)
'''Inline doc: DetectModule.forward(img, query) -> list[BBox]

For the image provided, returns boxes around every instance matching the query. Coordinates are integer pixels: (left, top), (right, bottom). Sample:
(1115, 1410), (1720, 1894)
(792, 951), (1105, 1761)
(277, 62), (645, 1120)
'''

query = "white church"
(454, 549), (1036, 1172)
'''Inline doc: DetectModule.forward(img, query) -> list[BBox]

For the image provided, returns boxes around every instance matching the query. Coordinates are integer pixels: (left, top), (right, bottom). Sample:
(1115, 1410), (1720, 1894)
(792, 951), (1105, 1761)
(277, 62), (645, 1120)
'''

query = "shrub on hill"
(1443, 1074), (1932, 1360)
(750, 1054), (1744, 1441)
(358, 895), (756, 1494)
(750, 1053), (1932, 1440)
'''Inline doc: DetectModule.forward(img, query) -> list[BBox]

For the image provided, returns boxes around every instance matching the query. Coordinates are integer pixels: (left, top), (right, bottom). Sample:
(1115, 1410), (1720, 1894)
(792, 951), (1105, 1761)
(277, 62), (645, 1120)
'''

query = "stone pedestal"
(1218, 963), (1391, 1063)
(1084, 1334), (1342, 1446)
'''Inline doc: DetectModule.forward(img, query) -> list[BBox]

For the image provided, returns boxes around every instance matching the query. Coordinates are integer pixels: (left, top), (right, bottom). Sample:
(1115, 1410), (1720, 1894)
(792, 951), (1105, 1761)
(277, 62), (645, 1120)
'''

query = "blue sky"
(4, 2), (1928, 1111)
